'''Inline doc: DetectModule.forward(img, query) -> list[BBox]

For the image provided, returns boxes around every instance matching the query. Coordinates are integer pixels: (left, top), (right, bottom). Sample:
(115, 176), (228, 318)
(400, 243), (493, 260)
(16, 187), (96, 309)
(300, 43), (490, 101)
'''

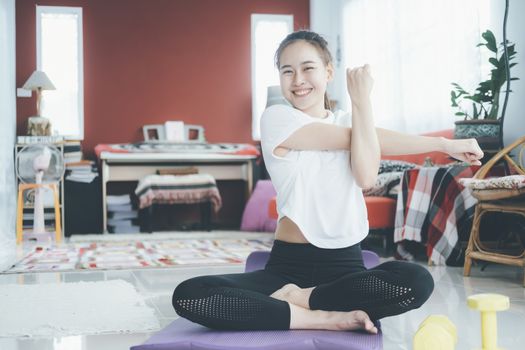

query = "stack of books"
(65, 160), (98, 183)
(106, 194), (140, 233)
(63, 141), (82, 164)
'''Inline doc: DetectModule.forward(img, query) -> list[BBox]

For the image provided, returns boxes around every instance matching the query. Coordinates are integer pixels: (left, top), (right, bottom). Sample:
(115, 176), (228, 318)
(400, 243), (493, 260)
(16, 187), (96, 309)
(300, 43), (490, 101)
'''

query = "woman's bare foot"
(270, 284), (313, 309)
(330, 310), (378, 333)
(289, 304), (378, 333)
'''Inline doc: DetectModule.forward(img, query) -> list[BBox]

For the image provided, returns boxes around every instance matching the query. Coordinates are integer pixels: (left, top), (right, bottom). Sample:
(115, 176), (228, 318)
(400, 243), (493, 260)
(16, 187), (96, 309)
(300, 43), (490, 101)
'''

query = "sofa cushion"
(365, 196), (397, 229)
(459, 175), (525, 190)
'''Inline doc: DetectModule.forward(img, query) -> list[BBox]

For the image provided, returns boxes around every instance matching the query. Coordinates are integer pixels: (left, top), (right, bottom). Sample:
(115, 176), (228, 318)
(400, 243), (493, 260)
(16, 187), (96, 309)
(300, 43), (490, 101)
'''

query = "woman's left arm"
(376, 128), (484, 165)
(347, 65), (381, 189)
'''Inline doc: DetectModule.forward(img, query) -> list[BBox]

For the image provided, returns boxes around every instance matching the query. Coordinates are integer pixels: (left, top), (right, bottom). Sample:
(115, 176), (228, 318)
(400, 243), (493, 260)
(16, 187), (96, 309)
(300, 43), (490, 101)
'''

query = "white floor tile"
(1, 257), (524, 350)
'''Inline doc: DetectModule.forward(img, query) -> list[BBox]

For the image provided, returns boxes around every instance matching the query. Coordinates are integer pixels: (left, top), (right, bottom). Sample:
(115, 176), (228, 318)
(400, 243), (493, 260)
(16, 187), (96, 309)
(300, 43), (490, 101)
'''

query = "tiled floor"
(1, 246), (524, 350)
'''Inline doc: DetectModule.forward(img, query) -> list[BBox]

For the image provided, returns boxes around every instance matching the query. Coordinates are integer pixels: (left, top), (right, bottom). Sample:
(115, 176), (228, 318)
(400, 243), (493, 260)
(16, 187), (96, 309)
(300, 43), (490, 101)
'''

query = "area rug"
(4, 236), (274, 273)
(0, 279), (160, 337)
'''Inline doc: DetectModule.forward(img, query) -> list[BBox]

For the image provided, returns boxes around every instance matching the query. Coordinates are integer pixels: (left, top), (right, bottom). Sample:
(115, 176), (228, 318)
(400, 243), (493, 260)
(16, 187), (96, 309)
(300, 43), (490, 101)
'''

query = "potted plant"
(450, 29), (518, 151)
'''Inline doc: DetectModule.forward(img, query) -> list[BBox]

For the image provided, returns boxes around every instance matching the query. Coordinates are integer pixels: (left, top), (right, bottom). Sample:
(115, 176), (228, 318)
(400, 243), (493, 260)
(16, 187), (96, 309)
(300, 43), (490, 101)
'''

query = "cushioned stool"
(131, 250), (383, 350)
(135, 174), (222, 232)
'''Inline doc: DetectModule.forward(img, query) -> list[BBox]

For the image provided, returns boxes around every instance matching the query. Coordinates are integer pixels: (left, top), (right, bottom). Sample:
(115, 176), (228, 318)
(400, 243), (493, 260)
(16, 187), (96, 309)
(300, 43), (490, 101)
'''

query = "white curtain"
(0, 0), (16, 271)
(342, 0), (490, 133)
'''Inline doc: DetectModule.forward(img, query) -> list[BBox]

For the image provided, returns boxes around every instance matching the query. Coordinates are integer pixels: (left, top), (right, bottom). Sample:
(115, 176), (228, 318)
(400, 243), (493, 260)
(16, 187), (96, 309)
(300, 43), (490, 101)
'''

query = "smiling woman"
(0, 0), (16, 271)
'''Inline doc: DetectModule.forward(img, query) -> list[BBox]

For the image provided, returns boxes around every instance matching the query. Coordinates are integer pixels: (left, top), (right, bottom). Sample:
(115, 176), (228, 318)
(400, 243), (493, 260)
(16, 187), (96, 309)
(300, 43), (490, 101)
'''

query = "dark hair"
(275, 30), (333, 110)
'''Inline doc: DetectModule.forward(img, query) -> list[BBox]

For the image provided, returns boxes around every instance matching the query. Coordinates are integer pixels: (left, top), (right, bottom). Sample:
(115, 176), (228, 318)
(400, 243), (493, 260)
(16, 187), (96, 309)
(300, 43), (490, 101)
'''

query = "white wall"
(489, 0), (525, 147)
(0, 0), (17, 271)
(310, 0), (347, 111)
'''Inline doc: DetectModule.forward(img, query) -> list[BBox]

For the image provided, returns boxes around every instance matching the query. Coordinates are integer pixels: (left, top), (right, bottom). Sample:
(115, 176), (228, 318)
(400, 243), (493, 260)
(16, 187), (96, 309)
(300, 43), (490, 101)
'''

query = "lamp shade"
(266, 85), (288, 108)
(22, 70), (56, 91)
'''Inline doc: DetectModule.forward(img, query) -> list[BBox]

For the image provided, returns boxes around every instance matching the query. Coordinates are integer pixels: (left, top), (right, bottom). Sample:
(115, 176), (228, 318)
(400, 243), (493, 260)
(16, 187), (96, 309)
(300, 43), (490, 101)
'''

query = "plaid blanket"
(394, 165), (479, 265)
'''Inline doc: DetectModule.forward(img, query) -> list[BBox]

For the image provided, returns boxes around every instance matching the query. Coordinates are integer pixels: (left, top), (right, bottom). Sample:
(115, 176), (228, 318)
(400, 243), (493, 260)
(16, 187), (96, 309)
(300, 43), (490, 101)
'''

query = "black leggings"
(172, 240), (434, 330)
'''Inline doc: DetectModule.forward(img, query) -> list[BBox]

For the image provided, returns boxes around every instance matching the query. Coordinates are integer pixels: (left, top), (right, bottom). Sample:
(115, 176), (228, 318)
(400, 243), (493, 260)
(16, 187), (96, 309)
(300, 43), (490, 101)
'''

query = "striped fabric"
(135, 174), (222, 212)
(394, 165), (479, 265)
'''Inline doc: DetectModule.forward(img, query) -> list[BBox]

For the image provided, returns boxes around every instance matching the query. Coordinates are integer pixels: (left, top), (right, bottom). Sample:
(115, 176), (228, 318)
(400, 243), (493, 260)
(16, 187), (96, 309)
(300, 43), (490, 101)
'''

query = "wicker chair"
(463, 136), (525, 286)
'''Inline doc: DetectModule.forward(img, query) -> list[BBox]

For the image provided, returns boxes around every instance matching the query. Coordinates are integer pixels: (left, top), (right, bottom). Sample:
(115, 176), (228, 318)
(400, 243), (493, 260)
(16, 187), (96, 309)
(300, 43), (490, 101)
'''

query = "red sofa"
(268, 129), (454, 234)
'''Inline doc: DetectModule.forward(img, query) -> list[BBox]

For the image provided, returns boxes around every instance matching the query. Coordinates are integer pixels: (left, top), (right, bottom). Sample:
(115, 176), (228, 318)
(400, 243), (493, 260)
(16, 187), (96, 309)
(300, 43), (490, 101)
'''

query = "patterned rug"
(4, 237), (274, 274)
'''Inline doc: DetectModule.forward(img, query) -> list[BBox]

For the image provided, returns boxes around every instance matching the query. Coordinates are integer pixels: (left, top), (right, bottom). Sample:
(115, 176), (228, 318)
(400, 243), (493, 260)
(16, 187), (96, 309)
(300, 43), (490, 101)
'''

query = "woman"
(172, 31), (483, 333)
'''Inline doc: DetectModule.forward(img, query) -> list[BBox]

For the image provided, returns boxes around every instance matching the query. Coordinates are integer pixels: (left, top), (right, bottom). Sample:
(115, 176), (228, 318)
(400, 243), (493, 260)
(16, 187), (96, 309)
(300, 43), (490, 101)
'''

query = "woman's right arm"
(276, 123), (352, 153)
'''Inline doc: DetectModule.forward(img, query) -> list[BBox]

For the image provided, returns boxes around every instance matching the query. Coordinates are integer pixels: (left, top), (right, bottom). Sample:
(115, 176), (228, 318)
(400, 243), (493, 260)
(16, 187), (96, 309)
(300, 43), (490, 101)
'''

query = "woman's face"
(278, 40), (333, 117)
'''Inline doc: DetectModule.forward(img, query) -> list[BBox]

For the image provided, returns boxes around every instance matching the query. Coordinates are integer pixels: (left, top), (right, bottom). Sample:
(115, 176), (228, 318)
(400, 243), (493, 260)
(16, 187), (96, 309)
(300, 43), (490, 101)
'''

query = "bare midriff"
(274, 216), (309, 244)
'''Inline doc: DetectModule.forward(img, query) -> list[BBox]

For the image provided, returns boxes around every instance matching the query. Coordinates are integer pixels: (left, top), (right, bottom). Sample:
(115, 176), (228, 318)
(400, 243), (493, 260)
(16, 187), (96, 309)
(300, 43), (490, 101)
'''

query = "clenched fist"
(347, 64), (374, 108)
(444, 138), (484, 165)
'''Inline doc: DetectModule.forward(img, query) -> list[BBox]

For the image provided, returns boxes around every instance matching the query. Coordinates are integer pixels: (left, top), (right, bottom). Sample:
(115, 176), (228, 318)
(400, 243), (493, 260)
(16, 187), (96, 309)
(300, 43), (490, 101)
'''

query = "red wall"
(16, 0), (309, 157)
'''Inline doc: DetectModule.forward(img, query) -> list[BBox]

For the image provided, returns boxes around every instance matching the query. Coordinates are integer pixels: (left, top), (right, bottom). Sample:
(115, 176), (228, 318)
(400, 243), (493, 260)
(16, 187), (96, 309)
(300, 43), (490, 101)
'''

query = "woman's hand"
(347, 64), (374, 109)
(443, 138), (484, 165)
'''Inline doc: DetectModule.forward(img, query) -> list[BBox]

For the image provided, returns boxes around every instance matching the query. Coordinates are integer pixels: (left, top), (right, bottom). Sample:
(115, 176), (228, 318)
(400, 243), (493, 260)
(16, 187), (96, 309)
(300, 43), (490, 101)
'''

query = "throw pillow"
(378, 160), (419, 174)
(363, 172), (403, 197)
(240, 180), (277, 232)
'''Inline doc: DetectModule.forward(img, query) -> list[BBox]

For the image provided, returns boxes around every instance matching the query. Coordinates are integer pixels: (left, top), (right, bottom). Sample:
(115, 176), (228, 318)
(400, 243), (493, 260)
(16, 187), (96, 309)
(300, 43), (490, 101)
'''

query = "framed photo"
(142, 124), (166, 142)
(184, 124), (206, 143)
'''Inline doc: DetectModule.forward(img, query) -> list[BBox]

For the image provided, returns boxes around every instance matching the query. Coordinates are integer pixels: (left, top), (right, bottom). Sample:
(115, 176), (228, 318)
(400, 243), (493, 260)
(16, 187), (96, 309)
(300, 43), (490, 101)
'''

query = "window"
(342, 0), (490, 133)
(251, 14), (293, 140)
(37, 6), (83, 140)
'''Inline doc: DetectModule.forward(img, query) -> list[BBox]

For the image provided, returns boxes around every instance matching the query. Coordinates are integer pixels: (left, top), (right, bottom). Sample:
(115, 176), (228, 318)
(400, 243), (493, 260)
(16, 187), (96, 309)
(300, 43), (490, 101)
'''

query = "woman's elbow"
(355, 174), (378, 189)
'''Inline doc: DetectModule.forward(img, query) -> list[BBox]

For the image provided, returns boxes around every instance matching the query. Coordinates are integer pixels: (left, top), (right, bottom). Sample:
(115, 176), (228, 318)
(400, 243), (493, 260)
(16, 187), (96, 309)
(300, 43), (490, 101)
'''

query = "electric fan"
(15, 144), (65, 241)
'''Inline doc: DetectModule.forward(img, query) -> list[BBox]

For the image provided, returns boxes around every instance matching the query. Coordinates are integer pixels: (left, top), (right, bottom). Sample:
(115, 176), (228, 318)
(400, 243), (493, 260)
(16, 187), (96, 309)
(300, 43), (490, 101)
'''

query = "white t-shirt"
(260, 104), (369, 248)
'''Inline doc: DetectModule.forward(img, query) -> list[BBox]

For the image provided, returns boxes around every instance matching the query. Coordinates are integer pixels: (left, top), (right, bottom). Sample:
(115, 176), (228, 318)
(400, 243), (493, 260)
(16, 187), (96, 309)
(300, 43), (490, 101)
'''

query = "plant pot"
(454, 119), (501, 151)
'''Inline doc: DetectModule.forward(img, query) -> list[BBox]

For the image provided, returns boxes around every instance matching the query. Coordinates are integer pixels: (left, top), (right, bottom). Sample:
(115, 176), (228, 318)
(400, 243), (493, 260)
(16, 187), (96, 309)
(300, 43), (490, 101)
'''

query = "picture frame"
(142, 124), (166, 142)
(142, 123), (206, 143)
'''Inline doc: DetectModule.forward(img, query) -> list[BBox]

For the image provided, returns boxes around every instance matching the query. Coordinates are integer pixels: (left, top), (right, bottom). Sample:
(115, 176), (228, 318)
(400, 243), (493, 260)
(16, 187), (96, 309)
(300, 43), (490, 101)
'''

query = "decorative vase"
(454, 119), (501, 151)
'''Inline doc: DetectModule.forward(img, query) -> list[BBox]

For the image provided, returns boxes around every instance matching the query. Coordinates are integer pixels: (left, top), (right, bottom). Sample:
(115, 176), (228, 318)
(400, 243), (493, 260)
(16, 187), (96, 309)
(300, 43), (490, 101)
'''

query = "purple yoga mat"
(131, 250), (383, 350)
(131, 317), (382, 350)
(245, 249), (380, 272)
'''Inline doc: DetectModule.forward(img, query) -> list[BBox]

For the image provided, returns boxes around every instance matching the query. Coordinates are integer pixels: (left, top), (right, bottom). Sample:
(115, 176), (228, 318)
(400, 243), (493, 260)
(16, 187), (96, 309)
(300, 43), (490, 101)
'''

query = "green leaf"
(489, 57), (499, 67)
(451, 83), (469, 95)
(504, 43), (516, 55)
(455, 112), (465, 116)
(465, 95), (481, 103)
(482, 30), (497, 53)
(450, 91), (458, 106)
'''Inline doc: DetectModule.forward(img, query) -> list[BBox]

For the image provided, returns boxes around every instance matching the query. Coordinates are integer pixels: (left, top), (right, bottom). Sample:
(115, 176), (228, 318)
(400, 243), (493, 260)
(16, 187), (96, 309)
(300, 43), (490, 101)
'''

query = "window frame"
(36, 5), (84, 140)
(251, 14), (293, 141)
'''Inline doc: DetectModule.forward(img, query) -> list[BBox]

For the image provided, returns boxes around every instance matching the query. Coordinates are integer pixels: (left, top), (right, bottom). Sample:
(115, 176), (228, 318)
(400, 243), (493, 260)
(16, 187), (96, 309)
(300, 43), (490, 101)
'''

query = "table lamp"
(22, 70), (56, 136)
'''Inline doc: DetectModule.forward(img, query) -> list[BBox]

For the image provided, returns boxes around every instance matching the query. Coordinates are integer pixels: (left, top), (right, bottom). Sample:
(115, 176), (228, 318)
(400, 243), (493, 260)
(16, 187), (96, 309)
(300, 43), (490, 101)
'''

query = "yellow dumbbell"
(413, 314), (457, 350)
(467, 293), (509, 350)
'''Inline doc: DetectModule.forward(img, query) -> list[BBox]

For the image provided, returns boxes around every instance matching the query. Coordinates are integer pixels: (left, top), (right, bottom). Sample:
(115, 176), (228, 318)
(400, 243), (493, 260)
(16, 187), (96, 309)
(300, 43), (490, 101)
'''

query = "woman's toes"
(335, 310), (377, 333)
(355, 311), (378, 334)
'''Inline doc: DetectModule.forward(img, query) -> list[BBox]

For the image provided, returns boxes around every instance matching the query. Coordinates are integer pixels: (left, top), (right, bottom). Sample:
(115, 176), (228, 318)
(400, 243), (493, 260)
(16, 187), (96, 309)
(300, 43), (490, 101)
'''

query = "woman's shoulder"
(261, 105), (304, 128)
(262, 104), (296, 118)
